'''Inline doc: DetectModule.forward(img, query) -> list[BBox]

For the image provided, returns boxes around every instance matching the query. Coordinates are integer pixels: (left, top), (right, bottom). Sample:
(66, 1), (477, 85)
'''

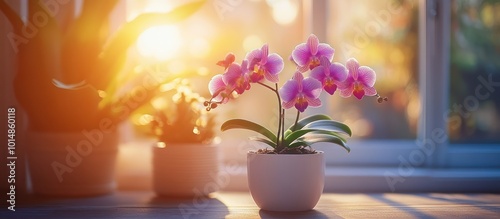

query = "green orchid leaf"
(288, 140), (308, 148)
(285, 114), (332, 136)
(284, 129), (347, 146)
(221, 119), (277, 142)
(249, 137), (277, 149)
(303, 120), (352, 136)
(289, 135), (351, 153)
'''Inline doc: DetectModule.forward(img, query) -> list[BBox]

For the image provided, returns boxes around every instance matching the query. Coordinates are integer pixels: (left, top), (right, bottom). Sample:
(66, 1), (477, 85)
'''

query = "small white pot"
(26, 131), (118, 196)
(152, 143), (220, 197)
(247, 151), (325, 212)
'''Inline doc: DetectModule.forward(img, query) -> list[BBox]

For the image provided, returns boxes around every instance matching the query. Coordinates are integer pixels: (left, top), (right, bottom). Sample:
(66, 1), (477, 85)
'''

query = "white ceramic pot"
(26, 131), (118, 196)
(247, 151), (325, 212)
(152, 143), (220, 197)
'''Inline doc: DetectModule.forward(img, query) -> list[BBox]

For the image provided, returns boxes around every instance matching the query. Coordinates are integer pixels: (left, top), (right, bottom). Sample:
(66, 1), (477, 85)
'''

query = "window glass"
(127, 0), (304, 144)
(449, 0), (500, 143)
(327, 0), (419, 139)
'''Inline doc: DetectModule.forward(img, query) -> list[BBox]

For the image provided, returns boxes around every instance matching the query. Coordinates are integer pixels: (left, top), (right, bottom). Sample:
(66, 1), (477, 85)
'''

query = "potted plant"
(149, 84), (219, 197)
(0, 0), (205, 196)
(205, 34), (387, 211)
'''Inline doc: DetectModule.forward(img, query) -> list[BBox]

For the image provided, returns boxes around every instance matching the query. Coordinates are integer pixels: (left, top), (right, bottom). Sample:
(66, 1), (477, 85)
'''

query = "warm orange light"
(137, 25), (182, 61)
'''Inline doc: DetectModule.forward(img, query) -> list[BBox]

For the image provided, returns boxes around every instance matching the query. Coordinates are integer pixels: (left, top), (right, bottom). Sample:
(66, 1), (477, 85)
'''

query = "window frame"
(303, 0), (500, 168)
(219, 0), (500, 192)
(263, 0), (500, 192)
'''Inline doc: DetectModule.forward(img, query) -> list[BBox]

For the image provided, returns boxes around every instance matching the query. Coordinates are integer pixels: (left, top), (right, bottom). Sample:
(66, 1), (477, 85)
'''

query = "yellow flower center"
(309, 57), (320, 69)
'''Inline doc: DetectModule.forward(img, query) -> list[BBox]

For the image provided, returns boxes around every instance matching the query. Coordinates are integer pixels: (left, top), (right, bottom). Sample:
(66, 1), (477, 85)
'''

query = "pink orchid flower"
(279, 72), (323, 112)
(209, 60), (251, 103)
(339, 58), (377, 100)
(245, 44), (284, 83)
(208, 74), (232, 103)
(310, 56), (348, 95)
(292, 34), (335, 72)
(216, 53), (235, 70)
(222, 60), (250, 94)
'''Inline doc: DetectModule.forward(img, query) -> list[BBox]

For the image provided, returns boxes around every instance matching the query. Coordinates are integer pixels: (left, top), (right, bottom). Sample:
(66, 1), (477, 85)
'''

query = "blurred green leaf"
(221, 119), (277, 143)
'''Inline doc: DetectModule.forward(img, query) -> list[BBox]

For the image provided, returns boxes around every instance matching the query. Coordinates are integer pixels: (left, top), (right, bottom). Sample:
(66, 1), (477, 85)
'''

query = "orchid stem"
(257, 82), (283, 150)
(257, 82), (275, 91)
(281, 108), (285, 147)
(292, 110), (300, 132)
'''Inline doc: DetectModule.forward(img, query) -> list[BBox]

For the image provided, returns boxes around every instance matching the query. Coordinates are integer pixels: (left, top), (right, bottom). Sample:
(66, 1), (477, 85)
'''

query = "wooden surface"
(2, 192), (500, 218)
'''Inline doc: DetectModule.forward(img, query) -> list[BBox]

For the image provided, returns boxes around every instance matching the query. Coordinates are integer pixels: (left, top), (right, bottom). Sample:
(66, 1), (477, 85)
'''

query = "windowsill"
(116, 140), (500, 192)
(223, 166), (500, 193)
(8, 191), (500, 218)
(117, 163), (500, 193)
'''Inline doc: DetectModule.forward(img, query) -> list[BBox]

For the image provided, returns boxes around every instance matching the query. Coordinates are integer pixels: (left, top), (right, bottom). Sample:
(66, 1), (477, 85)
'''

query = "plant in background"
(205, 34), (387, 154)
(0, 0), (205, 132)
(150, 84), (215, 144)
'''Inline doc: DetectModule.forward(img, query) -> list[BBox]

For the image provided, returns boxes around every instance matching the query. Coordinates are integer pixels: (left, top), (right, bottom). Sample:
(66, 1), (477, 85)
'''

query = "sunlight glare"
(243, 35), (264, 52)
(189, 38), (211, 58)
(137, 25), (182, 61)
(271, 0), (298, 25)
(151, 97), (168, 110)
(168, 61), (186, 74)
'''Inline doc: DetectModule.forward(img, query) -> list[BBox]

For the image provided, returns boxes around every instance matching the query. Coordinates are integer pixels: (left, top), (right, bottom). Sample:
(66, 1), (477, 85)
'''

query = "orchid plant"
(150, 84), (215, 144)
(205, 34), (387, 154)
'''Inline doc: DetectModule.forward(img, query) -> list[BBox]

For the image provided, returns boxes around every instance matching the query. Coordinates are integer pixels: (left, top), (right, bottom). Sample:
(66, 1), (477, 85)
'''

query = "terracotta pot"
(247, 151), (325, 212)
(152, 142), (220, 197)
(26, 131), (118, 196)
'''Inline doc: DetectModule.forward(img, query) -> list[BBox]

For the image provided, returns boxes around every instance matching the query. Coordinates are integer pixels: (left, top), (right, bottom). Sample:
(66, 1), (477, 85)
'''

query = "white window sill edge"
(118, 165), (500, 193)
(221, 166), (500, 193)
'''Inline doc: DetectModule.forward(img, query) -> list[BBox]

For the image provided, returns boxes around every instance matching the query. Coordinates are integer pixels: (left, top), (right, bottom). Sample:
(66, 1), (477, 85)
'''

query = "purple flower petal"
(245, 49), (262, 71)
(307, 34), (319, 55)
(223, 63), (249, 94)
(310, 66), (327, 82)
(264, 72), (279, 83)
(265, 53), (284, 75)
(282, 99), (296, 109)
(319, 56), (331, 71)
(279, 80), (299, 102)
(222, 63), (242, 85)
(316, 43), (335, 61)
(297, 64), (310, 73)
(209, 74), (228, 102)
(293, 71), (304, 84)
(329, 62), (348, 82)
(301, 77), (322, 99)
(338, 76), (354, 90)
(363, 86), (377, 96)
(339, 83), (354, 98)
(358, 66), (376, 87)
(216, 53), (235, 69)
(260, 44), (269, 64)
(346, 58), (360, 79)
(307, 97), (322, 107)
(291, 43), (311, 67)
